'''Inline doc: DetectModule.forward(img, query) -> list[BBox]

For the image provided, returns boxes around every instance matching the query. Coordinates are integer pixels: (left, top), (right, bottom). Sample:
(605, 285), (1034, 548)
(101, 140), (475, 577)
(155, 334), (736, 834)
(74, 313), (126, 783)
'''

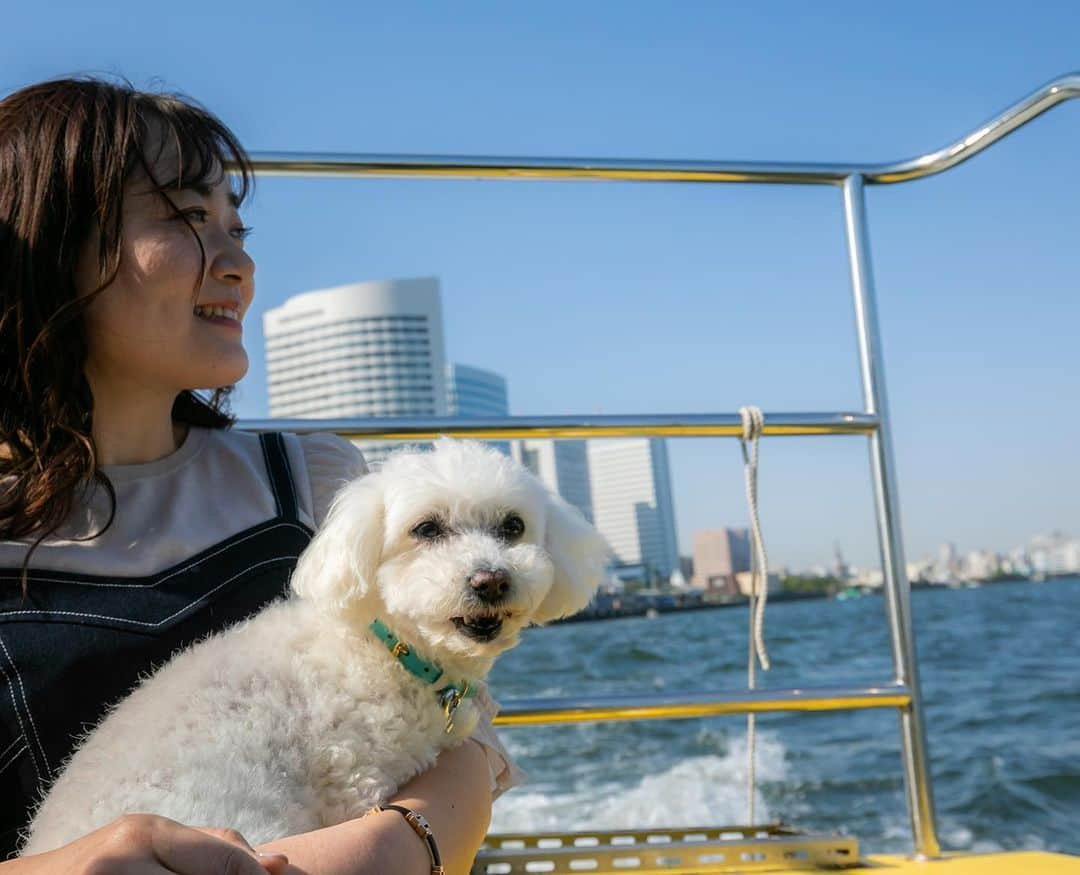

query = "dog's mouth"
(452, 612), (511, 642)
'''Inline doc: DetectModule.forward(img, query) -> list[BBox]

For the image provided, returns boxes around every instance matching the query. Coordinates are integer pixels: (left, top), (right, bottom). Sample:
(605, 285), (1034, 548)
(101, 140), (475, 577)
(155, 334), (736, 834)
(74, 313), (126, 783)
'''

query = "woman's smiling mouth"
(194, 304), (242, 330)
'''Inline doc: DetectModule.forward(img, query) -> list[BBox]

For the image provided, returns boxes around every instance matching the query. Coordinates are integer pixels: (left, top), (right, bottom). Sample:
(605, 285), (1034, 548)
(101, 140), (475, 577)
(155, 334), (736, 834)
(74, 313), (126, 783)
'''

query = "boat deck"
(863, 853), (1079, 872)
(471, 851), (1080, 873)
(470, 825), (1080, 873)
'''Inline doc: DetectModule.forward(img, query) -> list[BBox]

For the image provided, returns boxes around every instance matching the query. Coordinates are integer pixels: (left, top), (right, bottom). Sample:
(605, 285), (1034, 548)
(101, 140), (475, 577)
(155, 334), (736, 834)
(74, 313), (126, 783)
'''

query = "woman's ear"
(532, 493), (610, 625)
(291, 473), (384, 614)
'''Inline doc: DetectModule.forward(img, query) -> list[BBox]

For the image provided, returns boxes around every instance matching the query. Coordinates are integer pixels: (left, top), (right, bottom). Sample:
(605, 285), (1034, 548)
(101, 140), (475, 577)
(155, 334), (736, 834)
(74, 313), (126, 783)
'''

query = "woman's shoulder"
(276, 432), (369, 530)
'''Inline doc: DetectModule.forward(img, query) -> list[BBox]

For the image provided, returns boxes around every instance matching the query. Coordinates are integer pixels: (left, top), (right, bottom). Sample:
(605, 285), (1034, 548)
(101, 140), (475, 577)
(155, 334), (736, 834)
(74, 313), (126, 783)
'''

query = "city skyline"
(8, 2), (1078, 570)
(260, 271), (1076, 577)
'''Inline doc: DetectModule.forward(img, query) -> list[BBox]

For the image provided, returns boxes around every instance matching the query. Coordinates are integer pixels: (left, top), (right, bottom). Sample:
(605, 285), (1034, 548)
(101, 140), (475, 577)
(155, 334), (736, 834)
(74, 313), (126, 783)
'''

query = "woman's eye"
(231, 225), (254, 242)
(411, 520), (443, 540)
(500, 515), (525, 540)
(181, 207), (210, 223)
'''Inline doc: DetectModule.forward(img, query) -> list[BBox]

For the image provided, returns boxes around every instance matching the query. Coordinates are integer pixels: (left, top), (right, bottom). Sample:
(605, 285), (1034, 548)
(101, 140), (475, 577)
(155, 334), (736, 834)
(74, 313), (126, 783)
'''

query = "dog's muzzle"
(453, 569), (515, 641)
(452, 612), (509, 642)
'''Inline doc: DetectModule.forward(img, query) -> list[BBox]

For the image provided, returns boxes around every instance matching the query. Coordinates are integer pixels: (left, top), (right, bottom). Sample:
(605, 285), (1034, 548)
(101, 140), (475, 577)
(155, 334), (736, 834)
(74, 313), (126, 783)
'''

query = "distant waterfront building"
(962, 549), (1001, 582)
(511, 440), (593, 523)
(1028, 531), (1080, 577)
(447, 363), (510, 455)
(934, 542), (959, 584)
(263, 277), (449, 462)
(733, 570), (782, 596)
(587, 438), (678, 583)
(691, 528), (751, 594)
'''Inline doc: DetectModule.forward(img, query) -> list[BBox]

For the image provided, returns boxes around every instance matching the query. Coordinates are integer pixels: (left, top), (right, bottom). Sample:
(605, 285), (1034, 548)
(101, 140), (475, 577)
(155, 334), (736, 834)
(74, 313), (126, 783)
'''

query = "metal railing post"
(842, 174), (941, 858)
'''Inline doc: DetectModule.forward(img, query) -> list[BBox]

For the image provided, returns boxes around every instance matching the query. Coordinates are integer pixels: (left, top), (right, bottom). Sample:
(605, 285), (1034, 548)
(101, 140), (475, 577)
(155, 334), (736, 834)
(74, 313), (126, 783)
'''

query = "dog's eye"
(411, 520), (444, 541)
(499, 514), (525, 541)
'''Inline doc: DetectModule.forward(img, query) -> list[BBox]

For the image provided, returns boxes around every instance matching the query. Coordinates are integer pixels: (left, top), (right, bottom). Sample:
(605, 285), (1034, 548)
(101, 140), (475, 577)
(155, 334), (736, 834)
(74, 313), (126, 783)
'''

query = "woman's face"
(76, 151), (255, 399)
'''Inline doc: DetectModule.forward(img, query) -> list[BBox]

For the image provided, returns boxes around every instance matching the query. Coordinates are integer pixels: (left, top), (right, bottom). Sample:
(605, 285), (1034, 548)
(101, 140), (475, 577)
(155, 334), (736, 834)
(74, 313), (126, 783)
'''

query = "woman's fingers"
(135, 815), (284, 874)
(193, 828), (291, 874)
(15, 815), (290, 875)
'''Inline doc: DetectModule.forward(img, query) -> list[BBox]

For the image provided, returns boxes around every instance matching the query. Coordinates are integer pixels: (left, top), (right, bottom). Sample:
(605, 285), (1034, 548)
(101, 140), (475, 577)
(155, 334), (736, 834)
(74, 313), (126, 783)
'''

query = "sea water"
(487, 576), (1080, 855)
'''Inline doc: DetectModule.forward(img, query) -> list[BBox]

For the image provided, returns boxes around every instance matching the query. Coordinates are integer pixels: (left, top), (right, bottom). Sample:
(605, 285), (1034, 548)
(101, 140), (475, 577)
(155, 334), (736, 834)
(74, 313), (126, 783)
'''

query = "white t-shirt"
(0, 426), (524, 798)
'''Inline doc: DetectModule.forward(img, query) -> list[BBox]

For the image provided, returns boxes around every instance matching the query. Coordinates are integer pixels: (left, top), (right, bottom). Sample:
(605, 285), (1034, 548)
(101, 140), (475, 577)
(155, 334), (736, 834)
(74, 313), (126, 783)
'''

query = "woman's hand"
(3, 815), (290, 874)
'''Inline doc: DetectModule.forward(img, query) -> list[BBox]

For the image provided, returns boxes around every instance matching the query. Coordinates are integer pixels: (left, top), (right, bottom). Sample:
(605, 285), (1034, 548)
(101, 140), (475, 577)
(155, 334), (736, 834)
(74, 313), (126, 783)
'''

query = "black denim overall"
(0, 432), (313, 858)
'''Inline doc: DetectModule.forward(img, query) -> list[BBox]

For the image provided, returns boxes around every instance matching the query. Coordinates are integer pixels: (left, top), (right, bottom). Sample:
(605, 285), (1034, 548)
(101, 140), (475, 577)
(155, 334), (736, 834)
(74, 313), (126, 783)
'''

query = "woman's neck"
(87, 371), (187, 466)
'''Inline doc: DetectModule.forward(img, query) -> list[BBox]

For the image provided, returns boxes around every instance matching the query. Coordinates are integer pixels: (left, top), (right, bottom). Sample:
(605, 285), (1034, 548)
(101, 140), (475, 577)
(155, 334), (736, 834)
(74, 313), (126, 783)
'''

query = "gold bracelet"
(367, 803), (444, 875)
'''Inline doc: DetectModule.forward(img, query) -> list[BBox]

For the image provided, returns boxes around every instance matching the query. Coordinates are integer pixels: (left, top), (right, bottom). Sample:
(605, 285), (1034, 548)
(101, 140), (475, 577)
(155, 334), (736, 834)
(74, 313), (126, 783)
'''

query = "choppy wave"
(492, 733), (788, 832)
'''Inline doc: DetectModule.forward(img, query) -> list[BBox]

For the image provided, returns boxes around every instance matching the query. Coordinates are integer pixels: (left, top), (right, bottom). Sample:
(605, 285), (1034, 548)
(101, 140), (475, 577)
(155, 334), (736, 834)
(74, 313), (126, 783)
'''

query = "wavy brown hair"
(0, 77), (254, 580)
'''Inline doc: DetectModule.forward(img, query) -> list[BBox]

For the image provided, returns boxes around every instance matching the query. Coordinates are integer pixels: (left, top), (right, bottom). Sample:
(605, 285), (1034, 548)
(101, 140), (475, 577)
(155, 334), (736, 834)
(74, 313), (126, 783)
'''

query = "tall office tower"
(511, 440), (593, 523)
(691, 528), (751, 593)
(264, 277), (448, 462)
(587, 438), (678, 581)
(446, 363), (511, 456)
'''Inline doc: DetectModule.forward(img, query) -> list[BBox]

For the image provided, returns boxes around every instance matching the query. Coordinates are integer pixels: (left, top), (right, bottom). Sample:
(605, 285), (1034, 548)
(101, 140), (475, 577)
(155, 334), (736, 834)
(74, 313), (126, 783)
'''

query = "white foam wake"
(491, 732), (789, 833)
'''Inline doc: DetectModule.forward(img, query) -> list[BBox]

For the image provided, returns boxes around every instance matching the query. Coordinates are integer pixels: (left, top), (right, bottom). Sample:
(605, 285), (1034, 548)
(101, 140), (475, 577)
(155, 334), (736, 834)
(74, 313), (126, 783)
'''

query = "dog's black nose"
(469, 568), (510, 603)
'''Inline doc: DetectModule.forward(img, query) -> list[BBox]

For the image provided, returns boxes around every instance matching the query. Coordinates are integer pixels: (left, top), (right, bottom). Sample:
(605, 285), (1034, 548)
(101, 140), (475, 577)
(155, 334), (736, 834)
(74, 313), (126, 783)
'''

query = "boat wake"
(492, 732), (789, 833)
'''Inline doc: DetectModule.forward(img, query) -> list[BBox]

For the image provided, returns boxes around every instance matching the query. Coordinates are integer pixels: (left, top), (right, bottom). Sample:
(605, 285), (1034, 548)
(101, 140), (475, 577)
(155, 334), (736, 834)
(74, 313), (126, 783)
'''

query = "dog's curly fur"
(23, 439), (608, 853)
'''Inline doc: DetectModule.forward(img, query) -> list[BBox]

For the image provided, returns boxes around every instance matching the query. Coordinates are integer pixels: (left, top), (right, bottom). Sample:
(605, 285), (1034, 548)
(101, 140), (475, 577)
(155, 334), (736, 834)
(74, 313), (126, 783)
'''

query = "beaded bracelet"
(368, 803), (444, 875)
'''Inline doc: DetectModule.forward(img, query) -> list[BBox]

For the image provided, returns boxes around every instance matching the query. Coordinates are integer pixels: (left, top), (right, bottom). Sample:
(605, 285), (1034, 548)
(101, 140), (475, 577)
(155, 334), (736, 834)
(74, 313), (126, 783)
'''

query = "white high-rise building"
(511, 440), (593, 523)
(264, 277), (448, 460)
(447, 363), (510, 456)
(587, 438), (678, 581)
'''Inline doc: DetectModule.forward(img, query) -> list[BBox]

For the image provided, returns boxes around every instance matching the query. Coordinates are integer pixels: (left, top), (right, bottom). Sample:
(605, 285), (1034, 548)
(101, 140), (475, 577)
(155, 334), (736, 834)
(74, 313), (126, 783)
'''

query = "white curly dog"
(23, 439), (608, 853)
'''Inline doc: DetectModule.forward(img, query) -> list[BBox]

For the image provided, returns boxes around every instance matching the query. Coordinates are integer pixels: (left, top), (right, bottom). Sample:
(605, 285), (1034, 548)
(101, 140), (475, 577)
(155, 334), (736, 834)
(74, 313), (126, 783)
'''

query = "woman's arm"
(257, 738), (492, 875)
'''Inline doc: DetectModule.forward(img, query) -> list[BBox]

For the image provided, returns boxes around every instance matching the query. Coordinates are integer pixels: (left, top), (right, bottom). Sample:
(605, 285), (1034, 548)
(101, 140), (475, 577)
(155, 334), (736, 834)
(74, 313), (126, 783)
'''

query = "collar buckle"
(439, 681), (470, 733)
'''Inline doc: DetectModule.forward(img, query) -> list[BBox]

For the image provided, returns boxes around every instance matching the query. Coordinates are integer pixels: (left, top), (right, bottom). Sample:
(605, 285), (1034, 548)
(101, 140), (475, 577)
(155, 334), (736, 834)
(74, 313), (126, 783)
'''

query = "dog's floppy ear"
(291, 472), (384, 614)
(532, 493), (610, 624)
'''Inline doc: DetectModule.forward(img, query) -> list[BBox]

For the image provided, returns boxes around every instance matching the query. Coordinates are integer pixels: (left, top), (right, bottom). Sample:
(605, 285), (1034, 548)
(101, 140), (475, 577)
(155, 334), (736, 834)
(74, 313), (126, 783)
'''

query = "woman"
(0, 77), (519, 874)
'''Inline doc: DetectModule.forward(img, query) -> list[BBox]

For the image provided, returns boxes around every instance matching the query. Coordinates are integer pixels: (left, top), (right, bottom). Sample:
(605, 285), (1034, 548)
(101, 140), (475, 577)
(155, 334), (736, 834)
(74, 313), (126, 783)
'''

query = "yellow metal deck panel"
(864, 853), (1080, 873)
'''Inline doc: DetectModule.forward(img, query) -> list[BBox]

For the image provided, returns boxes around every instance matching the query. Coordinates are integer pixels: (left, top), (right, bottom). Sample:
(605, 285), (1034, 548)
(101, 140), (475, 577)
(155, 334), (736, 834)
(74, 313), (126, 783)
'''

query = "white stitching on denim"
(0, 556), (300, 626)
(0, 733), (24, 761)
(0, 523), (311, 589)
(0, 635), (50, 774)
(0, 657), (38, 782)
(0, 741), (27, 777)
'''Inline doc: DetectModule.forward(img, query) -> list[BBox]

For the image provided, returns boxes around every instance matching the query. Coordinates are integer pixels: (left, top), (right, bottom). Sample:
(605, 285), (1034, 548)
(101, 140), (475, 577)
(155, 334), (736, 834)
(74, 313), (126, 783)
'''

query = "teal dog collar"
(369, 618), (477, 732)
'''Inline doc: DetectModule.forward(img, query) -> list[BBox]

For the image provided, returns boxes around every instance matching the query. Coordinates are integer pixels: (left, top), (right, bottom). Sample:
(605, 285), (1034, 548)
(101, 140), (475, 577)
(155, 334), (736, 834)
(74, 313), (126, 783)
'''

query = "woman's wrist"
(364, 805), (438, 873)
(257, 807), (430, 875)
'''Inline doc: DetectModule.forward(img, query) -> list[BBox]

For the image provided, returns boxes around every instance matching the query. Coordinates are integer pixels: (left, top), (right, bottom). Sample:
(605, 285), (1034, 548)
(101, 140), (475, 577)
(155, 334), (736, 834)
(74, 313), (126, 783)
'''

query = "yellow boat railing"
(236, 72), (1080, 863)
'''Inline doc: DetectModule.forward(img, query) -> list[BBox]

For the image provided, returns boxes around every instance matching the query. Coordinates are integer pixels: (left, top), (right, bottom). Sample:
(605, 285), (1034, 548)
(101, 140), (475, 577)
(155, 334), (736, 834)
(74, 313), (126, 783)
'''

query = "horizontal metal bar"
(491, 684), (911, 726)
(248, 150), (855, 185)
(241, 73), (1079, 188)
(236, 412), (878, 440)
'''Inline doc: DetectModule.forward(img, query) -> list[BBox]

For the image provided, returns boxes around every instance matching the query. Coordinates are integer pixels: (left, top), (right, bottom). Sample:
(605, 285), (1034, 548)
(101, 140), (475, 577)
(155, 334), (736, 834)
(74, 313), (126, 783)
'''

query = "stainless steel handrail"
(236, 412), (878, 440)
(242, 72), (1079, 187)
(843, 175), (938, 857)
(235, 75), (1080, 860)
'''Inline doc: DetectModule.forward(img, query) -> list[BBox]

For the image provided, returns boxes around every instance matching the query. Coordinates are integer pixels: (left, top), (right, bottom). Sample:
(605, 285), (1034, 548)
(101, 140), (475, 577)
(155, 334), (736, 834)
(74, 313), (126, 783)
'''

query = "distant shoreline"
(560, 574), (1078, 624)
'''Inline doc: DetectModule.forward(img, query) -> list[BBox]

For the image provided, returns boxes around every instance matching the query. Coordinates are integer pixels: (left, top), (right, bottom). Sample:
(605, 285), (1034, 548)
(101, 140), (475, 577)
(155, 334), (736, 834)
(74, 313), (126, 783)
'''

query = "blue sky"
(4, 2), (1078, 570)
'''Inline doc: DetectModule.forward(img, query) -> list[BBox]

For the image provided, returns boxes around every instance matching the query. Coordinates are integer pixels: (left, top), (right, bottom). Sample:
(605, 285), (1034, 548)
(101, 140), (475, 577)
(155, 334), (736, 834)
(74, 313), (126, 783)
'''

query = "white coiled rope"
(739, 405), (770, 824)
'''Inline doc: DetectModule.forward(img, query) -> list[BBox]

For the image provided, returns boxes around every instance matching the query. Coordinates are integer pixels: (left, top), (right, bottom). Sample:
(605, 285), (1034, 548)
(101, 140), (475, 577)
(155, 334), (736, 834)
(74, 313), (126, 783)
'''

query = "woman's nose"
(211, 236), (256, 290)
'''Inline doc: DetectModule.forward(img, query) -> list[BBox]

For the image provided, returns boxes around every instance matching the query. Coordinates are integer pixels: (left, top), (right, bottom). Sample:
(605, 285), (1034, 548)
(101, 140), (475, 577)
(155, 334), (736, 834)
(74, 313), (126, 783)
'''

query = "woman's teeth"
(194, 305), (239, 320)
